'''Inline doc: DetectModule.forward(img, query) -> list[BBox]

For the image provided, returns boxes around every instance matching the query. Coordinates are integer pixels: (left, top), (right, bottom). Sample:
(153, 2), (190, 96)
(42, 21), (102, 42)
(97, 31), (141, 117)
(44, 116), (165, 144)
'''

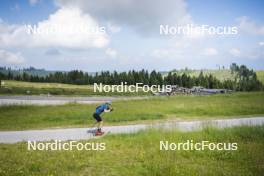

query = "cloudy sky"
(0, 0), (263, 71)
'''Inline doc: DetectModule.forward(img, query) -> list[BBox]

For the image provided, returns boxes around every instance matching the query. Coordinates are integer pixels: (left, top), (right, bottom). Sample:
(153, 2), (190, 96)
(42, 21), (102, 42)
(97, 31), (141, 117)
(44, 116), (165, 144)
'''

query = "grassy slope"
(170, 69), (264, 84)
(173, 69), (236, 81)
(0, 125), (263, 175)
(0, 92), (264, 130)
(257, 71), (264, 84)
(0, 80), (149, 96)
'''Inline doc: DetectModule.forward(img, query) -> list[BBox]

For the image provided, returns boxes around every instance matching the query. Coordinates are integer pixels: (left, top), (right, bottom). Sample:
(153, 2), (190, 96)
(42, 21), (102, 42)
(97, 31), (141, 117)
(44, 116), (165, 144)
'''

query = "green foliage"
(232, 63), (263, 91)
(1, 68), (163, 86)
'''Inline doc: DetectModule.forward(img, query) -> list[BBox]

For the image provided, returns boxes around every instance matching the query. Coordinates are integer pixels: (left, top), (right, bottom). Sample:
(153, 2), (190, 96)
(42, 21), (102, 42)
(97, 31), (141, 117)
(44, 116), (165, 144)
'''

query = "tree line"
(0, 64), (263, 91)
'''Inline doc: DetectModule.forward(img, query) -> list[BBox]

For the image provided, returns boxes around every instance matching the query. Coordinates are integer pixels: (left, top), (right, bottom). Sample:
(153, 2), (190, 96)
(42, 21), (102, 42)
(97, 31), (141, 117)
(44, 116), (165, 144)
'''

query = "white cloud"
(202, 48), (218, 56)
(259, 42), (264, 46)
(105, 48), (117, 58)
(229, 48), (241, 57)
(237, 16), (264, 35)
(0, 7), (109, 49)
(151, 36), (207, 59)
(55, 0), (192, 34)
(29, 0), (39, 6)
(0, 49), (25, 64)
(107, 23), (121, 33)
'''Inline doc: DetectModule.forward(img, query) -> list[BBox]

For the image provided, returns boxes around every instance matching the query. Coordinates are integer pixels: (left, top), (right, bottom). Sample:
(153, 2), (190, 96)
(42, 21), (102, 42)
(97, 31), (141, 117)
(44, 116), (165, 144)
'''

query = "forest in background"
(0, 63), (263, 91)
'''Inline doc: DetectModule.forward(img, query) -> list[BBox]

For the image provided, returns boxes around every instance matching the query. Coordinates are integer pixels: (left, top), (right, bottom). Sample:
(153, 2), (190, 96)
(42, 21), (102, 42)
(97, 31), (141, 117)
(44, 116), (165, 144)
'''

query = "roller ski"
(95, 129), (105, 136)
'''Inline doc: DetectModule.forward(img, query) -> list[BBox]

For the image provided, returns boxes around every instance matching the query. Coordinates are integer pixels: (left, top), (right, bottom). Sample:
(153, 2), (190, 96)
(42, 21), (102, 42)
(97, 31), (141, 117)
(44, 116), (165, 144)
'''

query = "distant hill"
(170, 69), (236, 81)
(0, 67), (97, 77)
(0, 67), (57, 77)
(163, 69), (264, 83)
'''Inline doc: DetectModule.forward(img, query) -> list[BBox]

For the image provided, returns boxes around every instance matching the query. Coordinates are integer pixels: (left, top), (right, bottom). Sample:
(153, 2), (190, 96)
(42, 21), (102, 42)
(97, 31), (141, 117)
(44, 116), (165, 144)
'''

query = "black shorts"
(93, 113), (102, 122)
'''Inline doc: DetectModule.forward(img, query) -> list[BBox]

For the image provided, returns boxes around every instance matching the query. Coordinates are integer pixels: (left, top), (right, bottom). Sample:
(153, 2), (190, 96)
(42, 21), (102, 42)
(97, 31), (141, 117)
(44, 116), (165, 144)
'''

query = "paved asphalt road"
(0, 95), (148, 105)
(0, 117), (263, 143)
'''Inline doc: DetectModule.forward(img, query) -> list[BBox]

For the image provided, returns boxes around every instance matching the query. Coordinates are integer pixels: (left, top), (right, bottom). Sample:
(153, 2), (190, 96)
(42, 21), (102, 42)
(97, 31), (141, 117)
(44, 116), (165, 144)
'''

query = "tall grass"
(0, 125), (263, 175)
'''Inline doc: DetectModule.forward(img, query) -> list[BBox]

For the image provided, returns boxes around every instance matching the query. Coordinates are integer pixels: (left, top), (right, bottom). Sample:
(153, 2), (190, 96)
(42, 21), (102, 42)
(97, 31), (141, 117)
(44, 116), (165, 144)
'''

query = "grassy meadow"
(0, 80), (149, 96)
(0, 92), (264, 130)
(0, 76), (264, 176)
(0, 125), (263, 175)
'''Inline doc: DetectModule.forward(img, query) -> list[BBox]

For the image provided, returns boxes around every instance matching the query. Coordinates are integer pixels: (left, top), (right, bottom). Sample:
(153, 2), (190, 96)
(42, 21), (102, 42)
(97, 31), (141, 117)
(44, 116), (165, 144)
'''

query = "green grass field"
(0, 80), (149, 96)
(0, 92), (264, 130)
(0, 125), (263, 175)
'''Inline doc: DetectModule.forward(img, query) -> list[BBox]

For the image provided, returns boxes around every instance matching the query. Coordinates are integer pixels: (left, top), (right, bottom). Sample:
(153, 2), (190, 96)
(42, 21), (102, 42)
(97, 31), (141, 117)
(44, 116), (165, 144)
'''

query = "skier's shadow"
(86, 128), (97, 136)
